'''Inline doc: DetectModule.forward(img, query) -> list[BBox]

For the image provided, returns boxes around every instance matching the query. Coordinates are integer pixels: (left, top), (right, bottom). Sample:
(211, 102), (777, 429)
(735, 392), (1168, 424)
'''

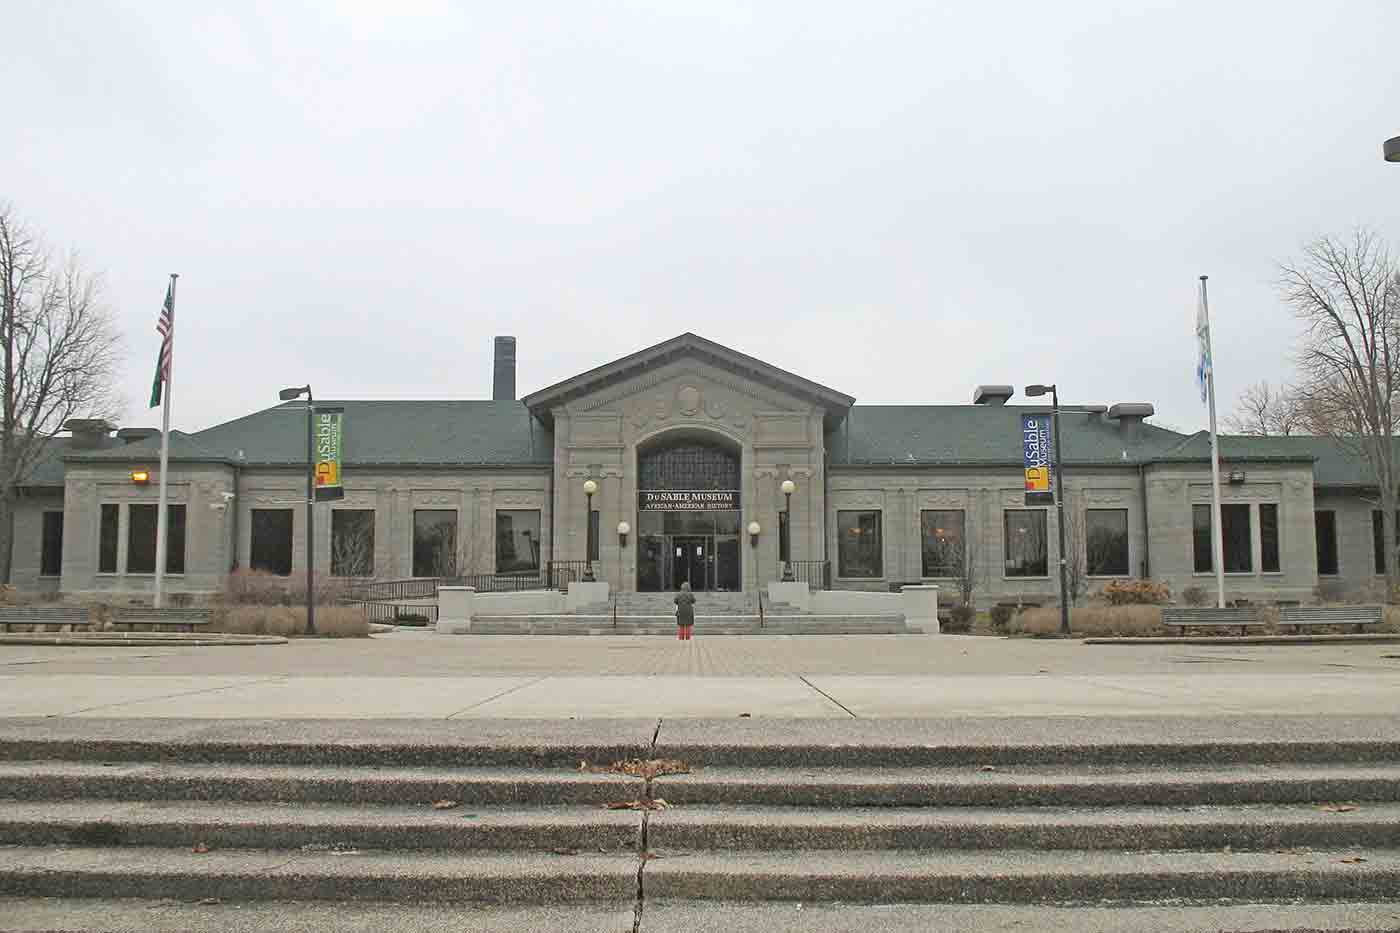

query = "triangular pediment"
(522, 333), (854, 426)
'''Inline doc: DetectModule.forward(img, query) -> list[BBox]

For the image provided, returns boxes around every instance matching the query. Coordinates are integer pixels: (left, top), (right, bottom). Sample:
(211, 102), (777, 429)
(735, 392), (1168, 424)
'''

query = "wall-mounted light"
(617, 520), (630, 548)
(130, 470), (150, 484)
(1227, 470), (1246, 485)
(747, 520), (761, 548)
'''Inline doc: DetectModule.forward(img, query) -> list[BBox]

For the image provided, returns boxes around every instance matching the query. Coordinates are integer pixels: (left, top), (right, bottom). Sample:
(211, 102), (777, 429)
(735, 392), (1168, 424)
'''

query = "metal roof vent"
(1107, 403), (1155, 439)
(972, 385), (1015, 406)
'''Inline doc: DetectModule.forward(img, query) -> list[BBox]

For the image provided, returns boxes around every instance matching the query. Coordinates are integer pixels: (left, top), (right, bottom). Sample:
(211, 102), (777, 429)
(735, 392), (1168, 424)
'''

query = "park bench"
(0, 607), (91, 633)
(111, 607), (211, 633)
(1161, 606), (1263, 636)
(1278, 605), (1384, 635)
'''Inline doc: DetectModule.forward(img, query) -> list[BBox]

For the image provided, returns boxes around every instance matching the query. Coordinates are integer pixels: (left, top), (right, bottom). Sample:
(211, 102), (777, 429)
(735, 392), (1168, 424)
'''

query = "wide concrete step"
(6, 718), (1399, 768)
(5, 798), (1400, 853)
(4, 845), (1398, 904)
(640, 848), (1400, 903)
(6, 760), (1400, 807)
(5, 898), (1398, 933)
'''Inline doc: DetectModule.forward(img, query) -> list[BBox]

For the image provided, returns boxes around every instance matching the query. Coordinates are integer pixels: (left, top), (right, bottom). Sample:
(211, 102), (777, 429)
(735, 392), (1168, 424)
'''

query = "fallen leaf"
(604, 798), (670, 811)
(550, 847), (578, 855)
(197, 898), (221, 906)
(1338, 856), (1368, 864)
(191, 842), (210, 854)
(739, 712), (752, 718)
(432, 799), (459, 810)
(979, 765), (998, 772)
(1321, 804), (1358, 813)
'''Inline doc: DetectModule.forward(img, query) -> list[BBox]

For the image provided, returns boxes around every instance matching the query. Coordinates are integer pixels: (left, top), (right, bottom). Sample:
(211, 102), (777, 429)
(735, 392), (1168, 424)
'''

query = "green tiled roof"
(828, 406), (1192, 466)
(65, 401), (553, 468)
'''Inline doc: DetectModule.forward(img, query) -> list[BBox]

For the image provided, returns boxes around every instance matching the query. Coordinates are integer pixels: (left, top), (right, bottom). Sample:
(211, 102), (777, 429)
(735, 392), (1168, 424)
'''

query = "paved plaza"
(2, 631), (1397, 719)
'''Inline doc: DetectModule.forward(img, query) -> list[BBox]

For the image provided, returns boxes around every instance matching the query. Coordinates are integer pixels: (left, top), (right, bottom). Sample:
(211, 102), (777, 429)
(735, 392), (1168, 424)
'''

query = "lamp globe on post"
(1385, 135), (1400, 162)
(278, 385), (316, 636)
(582, 479), (598, 581)
(780, 479), (796, 581)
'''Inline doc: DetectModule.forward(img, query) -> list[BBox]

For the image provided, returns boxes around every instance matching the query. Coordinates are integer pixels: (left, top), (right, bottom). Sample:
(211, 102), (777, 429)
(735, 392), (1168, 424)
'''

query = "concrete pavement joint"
(52, 676), (289, 718)
(443, 677), (550, 719)
(798, 676), (858, 718)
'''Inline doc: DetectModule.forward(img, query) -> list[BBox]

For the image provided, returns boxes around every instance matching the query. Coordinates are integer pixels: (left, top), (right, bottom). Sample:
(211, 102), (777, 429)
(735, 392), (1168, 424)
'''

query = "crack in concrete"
(52, 676), (290, 718)
(630, 718), (663, 933)
(798, 675), (859, 718)
(442, 676), (550, 718)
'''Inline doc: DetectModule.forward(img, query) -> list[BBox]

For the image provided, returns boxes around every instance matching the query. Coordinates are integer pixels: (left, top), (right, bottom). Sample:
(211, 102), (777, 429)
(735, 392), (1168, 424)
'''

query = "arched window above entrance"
(638, 440), (739, 491)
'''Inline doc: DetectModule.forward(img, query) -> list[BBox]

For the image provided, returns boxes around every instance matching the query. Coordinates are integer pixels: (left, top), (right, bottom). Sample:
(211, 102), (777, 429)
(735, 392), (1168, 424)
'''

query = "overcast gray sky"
(5, 1), (1398, 435)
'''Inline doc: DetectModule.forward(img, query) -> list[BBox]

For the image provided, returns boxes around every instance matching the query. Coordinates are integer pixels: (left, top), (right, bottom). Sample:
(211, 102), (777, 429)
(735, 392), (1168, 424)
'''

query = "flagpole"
(153, 273), (178, 610)
(1200, 275), (1227, 610)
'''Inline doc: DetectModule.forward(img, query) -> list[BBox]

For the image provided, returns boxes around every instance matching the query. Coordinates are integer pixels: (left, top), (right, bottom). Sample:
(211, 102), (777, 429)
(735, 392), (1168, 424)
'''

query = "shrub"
(1011, 605), (1165, 637)
(223, 569), (350, 607)
(988, 605), (1013, 632)
(942, 605), (974, 633)
(1101, 579), (1170, 606)
(210, 605), (369, 638)
(1181, 585), (1208, 607)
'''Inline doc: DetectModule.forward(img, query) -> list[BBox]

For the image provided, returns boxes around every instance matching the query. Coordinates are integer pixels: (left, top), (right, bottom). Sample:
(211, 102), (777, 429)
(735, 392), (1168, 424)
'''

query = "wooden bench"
(111, 608), (211, 633)
(0, 607), (91, 633)
(1161, 606), (1263, 636)
(1278, 605), (1384, 635)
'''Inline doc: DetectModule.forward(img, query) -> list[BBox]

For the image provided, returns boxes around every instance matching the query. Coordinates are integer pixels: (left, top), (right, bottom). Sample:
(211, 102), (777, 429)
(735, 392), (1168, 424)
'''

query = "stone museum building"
(9, 333), (1393, 605)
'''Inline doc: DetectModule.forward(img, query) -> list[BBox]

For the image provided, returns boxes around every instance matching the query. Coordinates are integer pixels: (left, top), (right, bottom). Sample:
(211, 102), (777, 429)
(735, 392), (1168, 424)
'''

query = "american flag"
(149, 281), (175, 408)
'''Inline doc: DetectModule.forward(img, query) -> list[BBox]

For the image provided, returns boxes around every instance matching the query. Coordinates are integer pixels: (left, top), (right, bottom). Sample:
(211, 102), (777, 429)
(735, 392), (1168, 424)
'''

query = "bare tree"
(330, 512), (375, 578)
(1280, 229), (1400, 595)
(1224, 380), (1304, 436)
(1061, 508), (1086, 606)
(927, 532), (977, 610)
(0, 204), (122, 582)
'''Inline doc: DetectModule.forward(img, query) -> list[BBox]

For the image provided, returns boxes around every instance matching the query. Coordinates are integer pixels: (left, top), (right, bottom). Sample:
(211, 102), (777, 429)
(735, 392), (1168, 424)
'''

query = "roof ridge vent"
(972, 385), (1014, 406)
(1107, 402), (1155, 440)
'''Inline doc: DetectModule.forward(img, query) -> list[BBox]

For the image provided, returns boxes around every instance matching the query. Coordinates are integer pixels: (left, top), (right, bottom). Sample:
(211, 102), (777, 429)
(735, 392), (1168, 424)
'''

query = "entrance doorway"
(634, 432), (743, 592)
(636, 516), (742, 592)
(674, 536), (708, 590)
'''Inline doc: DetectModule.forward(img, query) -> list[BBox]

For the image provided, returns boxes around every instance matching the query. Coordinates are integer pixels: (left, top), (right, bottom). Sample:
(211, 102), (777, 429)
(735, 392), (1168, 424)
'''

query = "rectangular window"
(496, 509), (541, 573)
(413, 509), (457, 577)
(1192, 504), (1212, 573)
(99, 504), (118, 573)
(1194, 503), (1252, 573)
(41, 512), (63, 577)
(331, 510), (375, 577)
(1371, 510), (1400, 575)
(1315, 510), (1338, 576)
(127, 504), (158, 574)
(1085, 509), (1129, 576)
(1260, 503), (1280, 573)
(250, 508), (294, 576)
(920, 509), (965, 577)
(837, 510), (882, 578)
(166, 505), (185, 574)
(1004, 510), (1048, 577)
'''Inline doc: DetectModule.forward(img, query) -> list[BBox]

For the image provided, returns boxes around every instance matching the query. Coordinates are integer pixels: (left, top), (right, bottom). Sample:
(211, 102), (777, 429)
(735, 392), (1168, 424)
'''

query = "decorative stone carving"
(677, 385), (701, 416)
(629, 403), (651, 429)
(705, 397), (725, 420)
(654, 397), (671, 422)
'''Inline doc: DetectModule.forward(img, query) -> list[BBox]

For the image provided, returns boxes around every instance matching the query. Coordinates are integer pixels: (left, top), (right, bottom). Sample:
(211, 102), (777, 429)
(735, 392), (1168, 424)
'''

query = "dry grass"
(1011, 605), (1166, 637)
(209, 606), (369, 638)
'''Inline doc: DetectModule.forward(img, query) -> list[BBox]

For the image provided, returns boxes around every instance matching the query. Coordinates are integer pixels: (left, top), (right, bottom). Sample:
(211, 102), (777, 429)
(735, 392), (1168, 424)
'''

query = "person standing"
(675, 581), (696, 641)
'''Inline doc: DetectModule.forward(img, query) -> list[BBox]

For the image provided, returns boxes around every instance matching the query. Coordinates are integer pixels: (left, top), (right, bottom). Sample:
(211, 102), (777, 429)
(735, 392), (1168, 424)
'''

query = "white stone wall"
(1143, 462), (1318, 602)
(550, 357), (826, 593)
(1314, 488), (1387, 599)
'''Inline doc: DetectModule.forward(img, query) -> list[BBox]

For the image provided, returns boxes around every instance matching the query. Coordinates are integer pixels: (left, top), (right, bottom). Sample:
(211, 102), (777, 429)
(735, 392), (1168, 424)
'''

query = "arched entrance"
(635, 431), (742, 592)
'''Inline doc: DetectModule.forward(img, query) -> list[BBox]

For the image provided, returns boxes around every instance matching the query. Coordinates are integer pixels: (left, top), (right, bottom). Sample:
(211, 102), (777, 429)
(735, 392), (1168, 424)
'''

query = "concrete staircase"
(1, 718), (1399, 928)
(468, 587), (913, 635)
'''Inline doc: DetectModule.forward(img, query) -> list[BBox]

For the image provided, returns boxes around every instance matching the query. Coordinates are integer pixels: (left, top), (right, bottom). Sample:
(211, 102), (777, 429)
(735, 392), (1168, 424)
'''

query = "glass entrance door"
(636, 512), (743, 592)
(673, 536), (708, 590)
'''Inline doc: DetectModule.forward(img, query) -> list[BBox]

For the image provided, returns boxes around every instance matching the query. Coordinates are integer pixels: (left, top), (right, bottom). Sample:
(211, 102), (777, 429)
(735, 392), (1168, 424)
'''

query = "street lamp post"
(582, 479), (598, 582)
(278, 385), (316, 636)
(780, 479), (796, 581)
(1025, 383), (1071, 636)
